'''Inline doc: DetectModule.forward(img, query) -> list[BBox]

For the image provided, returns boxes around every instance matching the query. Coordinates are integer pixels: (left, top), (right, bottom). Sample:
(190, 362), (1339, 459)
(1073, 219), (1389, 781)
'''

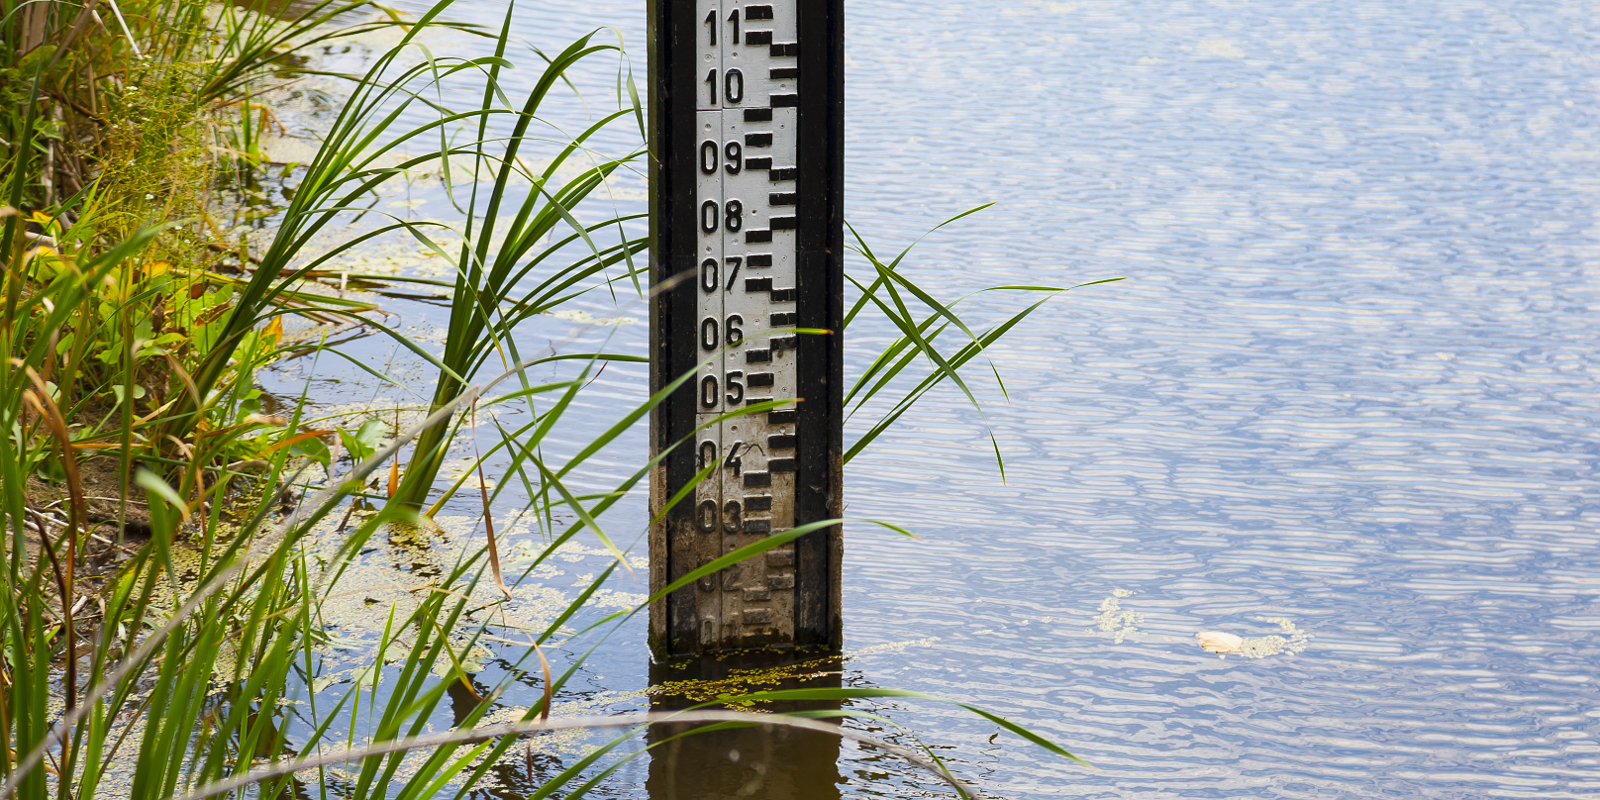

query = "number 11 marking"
(706, 7), (744, 46)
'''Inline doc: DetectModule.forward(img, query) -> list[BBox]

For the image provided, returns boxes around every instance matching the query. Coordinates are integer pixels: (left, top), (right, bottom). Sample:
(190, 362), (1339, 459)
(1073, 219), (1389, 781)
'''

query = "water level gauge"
(649, 0), (843, 656)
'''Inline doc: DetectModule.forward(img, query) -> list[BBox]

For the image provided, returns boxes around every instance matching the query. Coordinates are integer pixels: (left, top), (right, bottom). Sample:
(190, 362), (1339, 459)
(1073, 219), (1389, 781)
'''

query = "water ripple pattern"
(839, 0), (1600, 797)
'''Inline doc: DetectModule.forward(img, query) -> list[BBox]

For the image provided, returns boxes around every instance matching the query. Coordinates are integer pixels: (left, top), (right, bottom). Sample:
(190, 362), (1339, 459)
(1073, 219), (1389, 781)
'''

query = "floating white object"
(1196, 631), (1244, 656)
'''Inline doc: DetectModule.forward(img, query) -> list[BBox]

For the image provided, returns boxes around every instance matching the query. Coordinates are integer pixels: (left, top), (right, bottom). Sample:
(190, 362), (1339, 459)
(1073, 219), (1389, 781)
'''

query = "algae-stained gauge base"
(646, 651), (844, 793)
(648, 0), (844, 657)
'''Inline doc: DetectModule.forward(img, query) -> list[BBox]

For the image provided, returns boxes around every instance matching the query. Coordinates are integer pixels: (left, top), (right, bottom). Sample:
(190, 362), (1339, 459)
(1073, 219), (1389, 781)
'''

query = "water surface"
(263, 0), (1600, 796)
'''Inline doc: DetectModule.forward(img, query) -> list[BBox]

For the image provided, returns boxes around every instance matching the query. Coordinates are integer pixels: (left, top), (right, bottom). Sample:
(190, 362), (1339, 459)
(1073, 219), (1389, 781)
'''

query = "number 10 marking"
(705, 69), (744, 106)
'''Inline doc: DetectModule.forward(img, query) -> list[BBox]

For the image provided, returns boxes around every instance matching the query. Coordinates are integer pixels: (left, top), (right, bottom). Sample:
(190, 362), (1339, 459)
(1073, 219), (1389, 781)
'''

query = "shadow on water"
(646, 652), (844, 800)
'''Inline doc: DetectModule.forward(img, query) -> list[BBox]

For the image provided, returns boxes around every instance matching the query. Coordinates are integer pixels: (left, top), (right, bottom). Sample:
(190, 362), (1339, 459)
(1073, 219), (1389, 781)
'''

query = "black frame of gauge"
(648, 0), (844, 656)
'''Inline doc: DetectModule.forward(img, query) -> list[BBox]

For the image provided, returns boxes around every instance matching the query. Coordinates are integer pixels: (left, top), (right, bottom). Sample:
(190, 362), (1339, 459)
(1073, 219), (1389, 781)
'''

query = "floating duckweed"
(649, 638), (939, 707)
(1239, 616), (1312, 658)
(548, 308), (639, 326)
(650, 658), (842, 708)
(851, 637), (939, 656)
(1089, 588), (1144, 643)
(1196, 616), (1312, 660)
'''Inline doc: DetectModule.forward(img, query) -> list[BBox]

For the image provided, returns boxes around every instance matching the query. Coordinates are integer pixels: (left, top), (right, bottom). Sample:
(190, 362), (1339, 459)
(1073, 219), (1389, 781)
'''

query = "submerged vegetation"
(0, 0), (1113, 796)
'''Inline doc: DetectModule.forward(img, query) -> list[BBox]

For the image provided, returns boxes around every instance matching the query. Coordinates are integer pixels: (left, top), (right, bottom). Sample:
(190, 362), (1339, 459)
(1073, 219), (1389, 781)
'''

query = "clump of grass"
(1, 0), (421, 533)
(3, 351), (1082, 800)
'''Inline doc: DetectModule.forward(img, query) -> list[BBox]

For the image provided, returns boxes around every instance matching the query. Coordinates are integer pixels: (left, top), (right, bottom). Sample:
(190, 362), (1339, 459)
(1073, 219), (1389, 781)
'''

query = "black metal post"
(649, 0), (844, 656)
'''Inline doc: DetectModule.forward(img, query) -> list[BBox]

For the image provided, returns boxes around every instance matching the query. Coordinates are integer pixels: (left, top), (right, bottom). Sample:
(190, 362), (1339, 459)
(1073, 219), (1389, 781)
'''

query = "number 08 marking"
(698, 200), (742, 234)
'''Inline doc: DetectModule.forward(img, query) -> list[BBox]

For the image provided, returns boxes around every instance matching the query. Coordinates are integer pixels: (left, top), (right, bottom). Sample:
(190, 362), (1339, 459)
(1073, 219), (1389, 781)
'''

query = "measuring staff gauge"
(649, 0), (843, 656)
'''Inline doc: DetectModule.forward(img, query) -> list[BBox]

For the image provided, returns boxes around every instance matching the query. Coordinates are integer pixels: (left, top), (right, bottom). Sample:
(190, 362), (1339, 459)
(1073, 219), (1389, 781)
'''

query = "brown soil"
(25, 455), (152, 538)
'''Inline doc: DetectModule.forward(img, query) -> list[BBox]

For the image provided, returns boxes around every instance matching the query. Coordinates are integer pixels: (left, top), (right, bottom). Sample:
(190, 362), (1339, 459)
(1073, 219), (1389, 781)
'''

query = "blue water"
(264, 0), (1600, 796)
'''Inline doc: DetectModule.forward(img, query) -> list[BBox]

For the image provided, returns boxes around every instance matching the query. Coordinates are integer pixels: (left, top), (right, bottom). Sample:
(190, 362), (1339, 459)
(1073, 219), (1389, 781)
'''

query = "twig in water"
(27, 510), (76, 717)
(471, 400), (512, 600)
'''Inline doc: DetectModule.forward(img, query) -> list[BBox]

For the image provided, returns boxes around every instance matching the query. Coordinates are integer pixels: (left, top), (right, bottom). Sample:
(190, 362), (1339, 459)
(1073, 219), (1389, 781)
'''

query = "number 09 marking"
(699, 140), (744, 175)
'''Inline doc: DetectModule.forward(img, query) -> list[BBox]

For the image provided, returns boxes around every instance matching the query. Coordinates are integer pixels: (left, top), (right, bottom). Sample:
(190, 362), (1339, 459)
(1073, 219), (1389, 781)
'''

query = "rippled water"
(263, 0), (1600, 796)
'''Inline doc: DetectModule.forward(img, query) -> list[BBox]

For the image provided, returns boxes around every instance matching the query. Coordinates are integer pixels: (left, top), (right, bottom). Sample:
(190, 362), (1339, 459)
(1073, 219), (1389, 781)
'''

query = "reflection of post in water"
(647, 651), (844, 800)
